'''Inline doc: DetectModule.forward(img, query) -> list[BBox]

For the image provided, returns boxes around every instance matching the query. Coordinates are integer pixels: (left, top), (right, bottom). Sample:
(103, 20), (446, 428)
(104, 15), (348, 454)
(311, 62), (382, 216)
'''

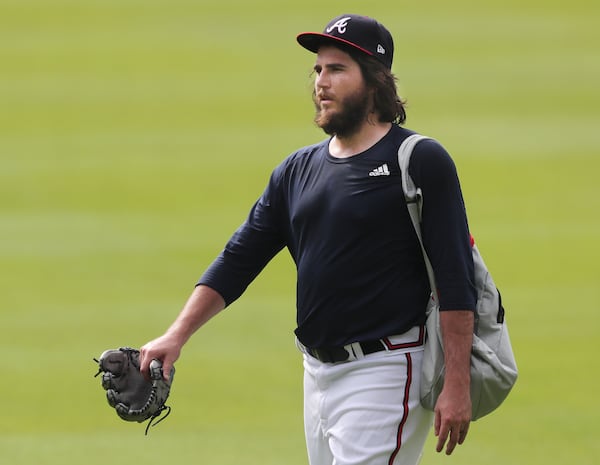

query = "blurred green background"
(1, 0), (598, 464)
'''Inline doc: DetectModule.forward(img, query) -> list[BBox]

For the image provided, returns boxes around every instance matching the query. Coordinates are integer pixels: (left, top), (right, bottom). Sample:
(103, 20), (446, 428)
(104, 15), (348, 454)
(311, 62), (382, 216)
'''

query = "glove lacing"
(144, 403), (171, 435)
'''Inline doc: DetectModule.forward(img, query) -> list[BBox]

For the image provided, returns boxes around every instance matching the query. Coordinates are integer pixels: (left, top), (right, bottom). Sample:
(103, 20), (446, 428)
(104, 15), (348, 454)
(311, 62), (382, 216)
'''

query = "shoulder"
(390, 125), (457, 180)
(407, 134), (458, 185)
(388, 125), (450, 161)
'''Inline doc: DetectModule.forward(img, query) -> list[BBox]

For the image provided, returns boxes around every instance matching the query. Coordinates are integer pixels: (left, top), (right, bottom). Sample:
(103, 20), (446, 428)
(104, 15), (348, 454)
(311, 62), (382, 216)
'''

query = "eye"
(313, 64), (322, 75)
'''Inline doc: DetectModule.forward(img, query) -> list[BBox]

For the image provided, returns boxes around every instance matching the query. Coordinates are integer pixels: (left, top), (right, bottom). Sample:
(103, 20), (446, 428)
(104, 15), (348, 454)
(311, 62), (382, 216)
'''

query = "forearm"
(140, 285), (225, 377)
(165, 284), (226, 345)
(440, 310), (474, 391)
(434, 309), (474, 454)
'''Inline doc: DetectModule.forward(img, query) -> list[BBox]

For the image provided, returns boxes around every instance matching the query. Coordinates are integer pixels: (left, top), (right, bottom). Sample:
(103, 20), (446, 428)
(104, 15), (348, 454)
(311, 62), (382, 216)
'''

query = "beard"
(313, 88), (370, 138)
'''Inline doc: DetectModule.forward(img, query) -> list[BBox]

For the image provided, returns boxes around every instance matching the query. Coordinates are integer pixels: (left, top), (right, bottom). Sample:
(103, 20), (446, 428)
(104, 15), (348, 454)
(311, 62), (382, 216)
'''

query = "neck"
(329, 120), (392, 158)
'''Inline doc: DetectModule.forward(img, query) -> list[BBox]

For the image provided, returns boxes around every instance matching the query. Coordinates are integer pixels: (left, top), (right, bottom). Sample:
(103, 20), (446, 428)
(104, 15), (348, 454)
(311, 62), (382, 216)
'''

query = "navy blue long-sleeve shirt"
(198, 125), (476, 347)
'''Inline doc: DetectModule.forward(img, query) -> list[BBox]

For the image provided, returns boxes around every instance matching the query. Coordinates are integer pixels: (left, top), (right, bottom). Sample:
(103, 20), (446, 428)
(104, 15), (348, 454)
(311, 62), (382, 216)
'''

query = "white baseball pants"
(300, 330), (433, 465)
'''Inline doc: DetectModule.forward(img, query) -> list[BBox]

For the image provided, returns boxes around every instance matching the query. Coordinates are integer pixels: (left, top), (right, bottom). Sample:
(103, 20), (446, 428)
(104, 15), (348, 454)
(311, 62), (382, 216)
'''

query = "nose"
(315, 69), (330, 90)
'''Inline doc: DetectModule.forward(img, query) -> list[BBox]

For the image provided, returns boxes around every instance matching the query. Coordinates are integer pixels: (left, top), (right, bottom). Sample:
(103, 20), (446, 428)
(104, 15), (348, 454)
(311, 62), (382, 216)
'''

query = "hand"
(140, 333), (183, 382)
(138, 286), (225, 380)
(434, 385), (471, 455)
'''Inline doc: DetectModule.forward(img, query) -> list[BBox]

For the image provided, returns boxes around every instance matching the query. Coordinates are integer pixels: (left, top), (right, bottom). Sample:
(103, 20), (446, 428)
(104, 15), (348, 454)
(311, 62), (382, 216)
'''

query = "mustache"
(316, 92), (333, 101)
(312, 90), (334, 105)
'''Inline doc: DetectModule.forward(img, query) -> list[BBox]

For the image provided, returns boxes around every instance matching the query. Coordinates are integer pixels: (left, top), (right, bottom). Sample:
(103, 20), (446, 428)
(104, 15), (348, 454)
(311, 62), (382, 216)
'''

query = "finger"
(163, 365), (173, 382)
(445, 427), (460, 455)
(139, 346), (152, 379)
(458, 423), (470, 445)
(434, 410), (441, 437)
(435, 424), (449, 453)
(446, 423), (470, 455)
(161, 358), (174, 382)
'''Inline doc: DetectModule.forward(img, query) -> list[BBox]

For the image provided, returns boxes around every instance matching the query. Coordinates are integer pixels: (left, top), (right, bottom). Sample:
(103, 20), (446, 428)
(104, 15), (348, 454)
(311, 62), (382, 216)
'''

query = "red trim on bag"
(388, 352), (412, 465)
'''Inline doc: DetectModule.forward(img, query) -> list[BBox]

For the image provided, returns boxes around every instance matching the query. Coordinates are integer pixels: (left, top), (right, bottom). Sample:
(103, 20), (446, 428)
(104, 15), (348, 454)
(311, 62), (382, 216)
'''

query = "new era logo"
(369, 164), (390, 177)
(377, 44), (386, 55)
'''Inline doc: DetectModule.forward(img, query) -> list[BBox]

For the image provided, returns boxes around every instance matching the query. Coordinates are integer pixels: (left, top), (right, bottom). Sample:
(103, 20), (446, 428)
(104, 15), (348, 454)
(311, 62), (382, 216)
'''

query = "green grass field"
(1, 0), (599, 464)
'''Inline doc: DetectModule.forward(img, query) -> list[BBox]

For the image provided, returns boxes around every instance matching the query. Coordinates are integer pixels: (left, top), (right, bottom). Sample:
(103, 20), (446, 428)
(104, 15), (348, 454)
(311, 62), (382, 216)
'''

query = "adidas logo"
(369, 164), (390, 177)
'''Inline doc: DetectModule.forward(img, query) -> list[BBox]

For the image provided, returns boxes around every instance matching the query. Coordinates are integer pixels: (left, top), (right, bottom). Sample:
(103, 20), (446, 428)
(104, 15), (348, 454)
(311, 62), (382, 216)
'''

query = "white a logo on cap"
(377, 44), (386, 55)
(327, 17), (352, 34)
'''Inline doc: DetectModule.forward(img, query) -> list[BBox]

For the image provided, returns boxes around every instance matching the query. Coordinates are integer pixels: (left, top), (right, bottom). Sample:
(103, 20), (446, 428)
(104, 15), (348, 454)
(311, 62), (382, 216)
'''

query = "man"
(140, 13), (476, 465)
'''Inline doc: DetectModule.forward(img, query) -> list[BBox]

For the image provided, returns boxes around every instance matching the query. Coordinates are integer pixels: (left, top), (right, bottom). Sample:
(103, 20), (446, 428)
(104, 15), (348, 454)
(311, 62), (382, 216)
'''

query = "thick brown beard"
(313, 89), (371, 138)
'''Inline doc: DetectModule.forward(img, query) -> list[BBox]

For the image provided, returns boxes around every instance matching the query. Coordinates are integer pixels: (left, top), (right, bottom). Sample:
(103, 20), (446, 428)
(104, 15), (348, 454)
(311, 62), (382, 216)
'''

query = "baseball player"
(140, 13), (476, 465)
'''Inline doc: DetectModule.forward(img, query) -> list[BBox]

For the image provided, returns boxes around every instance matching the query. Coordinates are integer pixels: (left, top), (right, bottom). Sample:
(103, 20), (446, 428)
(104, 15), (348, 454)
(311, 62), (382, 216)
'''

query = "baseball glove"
(94, 347), (175, 434)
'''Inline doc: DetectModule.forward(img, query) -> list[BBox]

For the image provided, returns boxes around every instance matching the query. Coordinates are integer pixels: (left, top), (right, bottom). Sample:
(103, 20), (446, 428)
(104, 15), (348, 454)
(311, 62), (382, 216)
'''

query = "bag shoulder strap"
(398, 134), (431, 203)
(397, 134), (439, 302)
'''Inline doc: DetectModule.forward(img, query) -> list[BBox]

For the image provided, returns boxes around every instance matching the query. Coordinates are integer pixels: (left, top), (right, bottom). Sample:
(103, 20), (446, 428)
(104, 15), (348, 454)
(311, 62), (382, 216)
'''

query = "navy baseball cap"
(297, 14), (394, 69)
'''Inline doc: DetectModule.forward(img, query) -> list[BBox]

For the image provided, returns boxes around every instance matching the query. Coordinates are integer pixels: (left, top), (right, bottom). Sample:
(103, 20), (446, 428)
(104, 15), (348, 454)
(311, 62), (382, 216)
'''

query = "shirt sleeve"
(197, 167), (287, 306)
(409, 139), (477, 312)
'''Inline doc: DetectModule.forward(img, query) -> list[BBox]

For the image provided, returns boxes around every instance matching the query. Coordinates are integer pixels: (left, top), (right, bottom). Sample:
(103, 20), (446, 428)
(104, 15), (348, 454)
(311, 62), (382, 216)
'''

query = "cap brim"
(297, 32), (374, 58)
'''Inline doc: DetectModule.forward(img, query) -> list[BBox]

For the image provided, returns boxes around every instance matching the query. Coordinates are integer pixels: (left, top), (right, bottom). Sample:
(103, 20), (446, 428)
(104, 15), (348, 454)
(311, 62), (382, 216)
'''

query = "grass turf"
(1, 1), (598, 464)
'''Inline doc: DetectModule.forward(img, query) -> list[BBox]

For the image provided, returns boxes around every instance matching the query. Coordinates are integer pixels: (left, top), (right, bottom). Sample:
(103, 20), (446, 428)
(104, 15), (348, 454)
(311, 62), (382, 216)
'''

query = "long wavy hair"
(348, 49), (407, 125)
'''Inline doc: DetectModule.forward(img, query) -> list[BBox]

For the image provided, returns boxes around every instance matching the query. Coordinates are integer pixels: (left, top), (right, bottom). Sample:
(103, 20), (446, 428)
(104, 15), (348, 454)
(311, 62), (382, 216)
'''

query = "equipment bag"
(398, 134), (518, 420)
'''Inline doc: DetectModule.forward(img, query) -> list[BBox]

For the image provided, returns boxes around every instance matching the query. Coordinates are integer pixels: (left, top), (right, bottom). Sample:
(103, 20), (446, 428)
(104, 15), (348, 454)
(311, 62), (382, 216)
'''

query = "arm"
(140, 164), (287, 379)
(139, 285), (225, 379)
(409, 141), (476, 453)
(434, 310), (474, 455)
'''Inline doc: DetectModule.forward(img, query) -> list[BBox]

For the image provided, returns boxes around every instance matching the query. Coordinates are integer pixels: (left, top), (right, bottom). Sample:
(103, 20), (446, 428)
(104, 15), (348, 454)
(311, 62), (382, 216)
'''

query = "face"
(312, 46), (371, 138)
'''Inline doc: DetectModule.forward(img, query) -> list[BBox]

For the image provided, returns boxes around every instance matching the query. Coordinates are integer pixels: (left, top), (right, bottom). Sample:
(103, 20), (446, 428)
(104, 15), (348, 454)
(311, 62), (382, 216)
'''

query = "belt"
(305, 339), (386, 363)
(299, 326), (426, 364)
